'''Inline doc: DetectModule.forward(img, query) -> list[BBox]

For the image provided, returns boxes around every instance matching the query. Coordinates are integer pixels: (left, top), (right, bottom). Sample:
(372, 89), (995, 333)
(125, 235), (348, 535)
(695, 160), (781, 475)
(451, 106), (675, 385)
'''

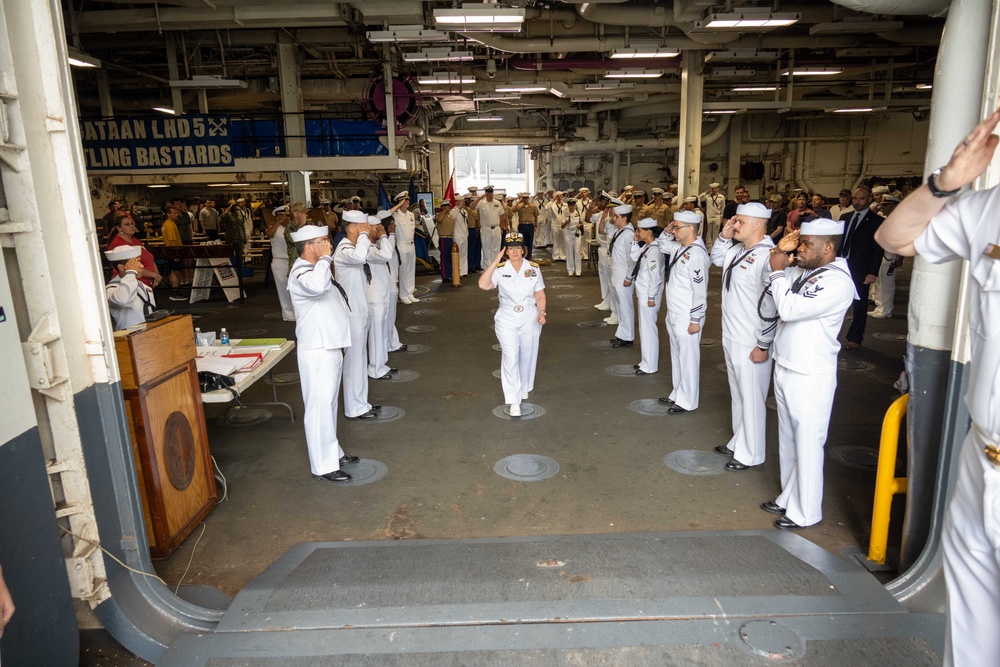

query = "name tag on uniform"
(986, 243), (1000, 260)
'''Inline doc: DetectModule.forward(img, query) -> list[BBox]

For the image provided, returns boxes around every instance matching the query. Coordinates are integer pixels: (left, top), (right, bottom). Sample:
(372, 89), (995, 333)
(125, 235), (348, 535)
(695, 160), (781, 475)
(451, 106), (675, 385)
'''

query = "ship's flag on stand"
(377, 180), (391, 211)
(443, 169), (457, 207)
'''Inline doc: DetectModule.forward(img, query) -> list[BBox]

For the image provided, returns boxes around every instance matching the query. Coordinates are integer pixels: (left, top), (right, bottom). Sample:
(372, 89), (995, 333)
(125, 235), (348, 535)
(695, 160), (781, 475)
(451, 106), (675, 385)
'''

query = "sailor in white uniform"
(710, 202), (777, 470)
(478, 232), (547, 417)
(875, 110), (1000, 667)
(699, 182), (727, 247)
(763, 218), (856, 529)
(545, 192), (569, 261)
(475, 186), (507, 268)
(105, 245), (155, 330)
(655, 210), (709, 413)
(286, 224), (357, 482)
(334, 210), (379, 420)
(562, 199), (584, 276)
(453, 198), (470, 277)
(366, 212), (397, 380)
(608, 202), (636, 347)
(627, 218), (664, 374)
(266, 204), (295, 321)
(391, 191), (419, 304)
(594, 192), (614, 313)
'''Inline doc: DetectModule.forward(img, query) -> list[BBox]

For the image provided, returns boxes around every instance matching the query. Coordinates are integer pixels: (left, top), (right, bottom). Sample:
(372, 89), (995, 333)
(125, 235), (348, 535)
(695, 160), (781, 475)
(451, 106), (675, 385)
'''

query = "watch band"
(928, 168), (961, 198)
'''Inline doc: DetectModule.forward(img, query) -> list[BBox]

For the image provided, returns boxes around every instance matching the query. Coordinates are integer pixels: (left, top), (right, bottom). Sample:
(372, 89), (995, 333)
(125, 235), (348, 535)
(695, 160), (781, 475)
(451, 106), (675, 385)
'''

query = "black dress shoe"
(390, 345), (408, 352)
(667, 405), (688, 414)
(714, 445), (734, 456)
(774, 516), (806, 530)
(371, 405), (382, 411)
(314, 470), (352, 482)
(348, 410), (378, 420)
(760, 501), (786, 515)
(725, 460), (761, 471)
(339, 455), (360, 466)
(374, 373), (394, 380)
(610, 338), (633, 348)
(635, 369), (655, 376)
(658, 397), (675, 405)
(633, 364), (641, 369)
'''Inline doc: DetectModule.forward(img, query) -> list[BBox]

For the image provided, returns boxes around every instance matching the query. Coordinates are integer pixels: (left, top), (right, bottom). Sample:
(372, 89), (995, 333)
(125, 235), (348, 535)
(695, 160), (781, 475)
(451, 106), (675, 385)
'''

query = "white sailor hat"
(518, 191), (530, 197)
(579, 187), (591, 193)
(881, 194), (900, 204)
(709, 182), (720, 188)
(272, 204), (290, 217)
(320, 198), (332, 205)
(799, 218), (845, 235)
(683, 196), (698, 203)
(394, 191), (410, 202)
(636, 217), (657, 229)
(289, 225), (329, 243)
(651, 187), (665, 195)
(554, 190), (564, 196)
(623, 185), (634, 191)
(736, 202), (771, 219)
(376, 210), (393, 221)
(872, 185), (890, 195)
(105, 245), (142, 262)
(342, 209), (368, 223)
(673, 210), (701, 225)
(612, 203), (632, 215)
(367, 215), (379, 225)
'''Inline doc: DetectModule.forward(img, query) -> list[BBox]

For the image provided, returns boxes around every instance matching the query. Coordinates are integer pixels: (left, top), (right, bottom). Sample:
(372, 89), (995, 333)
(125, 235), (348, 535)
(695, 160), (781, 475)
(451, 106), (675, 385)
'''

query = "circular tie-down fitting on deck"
(412, 309), (443, 316)
(592, 340), (615, 349)
(492, 343), (503, 352)
(556, 293), (583, 300)
(333, 458), (388, 487)
(405, 324), (437, 333)
(233, 328), (269, 338)
(550, 284), (574, 290)
(576, 321), (608, 328)
(351, 406), (405, 424)
(222, 406), (271, 427)
(429, 279), (443, 284)
(493, 369), (502, 378)
(629, 399), (673, 417)
(394, 343), (430, 354)
(874, 332), (907, 342)
(263, 312), (284, 320)
(493, 454), (559, 482)
(493, 403), (545, 420)
(373, 369), (419, 383)
(700, 337), (717, 347)
(737, 620), (805, 662)
(606, 364), (641, 377)
(663, 450), (726, 476)
(838, 359), (876, 372)
(564, 305), (590, 312)
(418, 295), (442, 303)
(829, 445), (879, 471)
(264, 372), (300, 386)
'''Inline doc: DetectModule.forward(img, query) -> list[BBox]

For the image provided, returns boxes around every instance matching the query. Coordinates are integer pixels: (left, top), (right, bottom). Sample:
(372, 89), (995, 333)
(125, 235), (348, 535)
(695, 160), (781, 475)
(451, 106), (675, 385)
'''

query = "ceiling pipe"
(463, 32), (863, 55)
(557, 113), (730, 154)
(510, 58), (679, 70)
(829, 0), (951, 16)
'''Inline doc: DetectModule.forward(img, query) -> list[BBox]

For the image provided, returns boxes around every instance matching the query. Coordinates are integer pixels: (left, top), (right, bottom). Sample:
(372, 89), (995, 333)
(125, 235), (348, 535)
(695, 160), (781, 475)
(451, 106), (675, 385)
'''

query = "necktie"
(363, 263), (372, 284)
(841, 212), (859, 258)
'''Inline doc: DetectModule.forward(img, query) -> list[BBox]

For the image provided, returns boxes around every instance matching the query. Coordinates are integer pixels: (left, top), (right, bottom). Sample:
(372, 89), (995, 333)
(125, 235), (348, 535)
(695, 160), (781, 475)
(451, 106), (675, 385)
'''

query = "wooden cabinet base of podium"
(115, 315), (217, 560)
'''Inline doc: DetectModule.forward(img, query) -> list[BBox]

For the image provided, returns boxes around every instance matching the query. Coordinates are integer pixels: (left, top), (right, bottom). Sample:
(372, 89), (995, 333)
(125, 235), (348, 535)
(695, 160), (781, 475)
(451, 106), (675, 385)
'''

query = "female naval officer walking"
(478, 232), (547, 417)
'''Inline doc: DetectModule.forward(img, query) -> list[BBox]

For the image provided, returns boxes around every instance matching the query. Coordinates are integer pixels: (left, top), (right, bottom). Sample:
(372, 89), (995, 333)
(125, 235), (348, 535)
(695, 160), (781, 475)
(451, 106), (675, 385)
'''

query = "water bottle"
(220, 328), (230, 345)
(194, 327), (203, 346)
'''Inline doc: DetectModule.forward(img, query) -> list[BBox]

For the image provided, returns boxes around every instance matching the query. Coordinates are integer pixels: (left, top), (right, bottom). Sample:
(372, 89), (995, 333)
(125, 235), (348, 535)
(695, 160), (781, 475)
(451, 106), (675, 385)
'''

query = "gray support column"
(277, 33), (309, 204)
(165, 33), (184, 114)
(889, 0), (992, 601)
(96, 68), (113, 118)
(382, 44), (396, 158)
(727, 114), (742, 195)
(677, 50), (704, 199)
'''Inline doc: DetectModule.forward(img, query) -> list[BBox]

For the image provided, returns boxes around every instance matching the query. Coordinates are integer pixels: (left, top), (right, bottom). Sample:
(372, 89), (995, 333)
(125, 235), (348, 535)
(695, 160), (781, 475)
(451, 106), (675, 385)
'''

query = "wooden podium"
(115, 315), (217, 559)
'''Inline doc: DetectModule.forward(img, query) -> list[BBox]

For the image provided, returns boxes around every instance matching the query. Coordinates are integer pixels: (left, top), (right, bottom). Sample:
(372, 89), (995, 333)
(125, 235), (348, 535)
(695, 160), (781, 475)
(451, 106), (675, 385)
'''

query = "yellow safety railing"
(868, 393), (909, 565)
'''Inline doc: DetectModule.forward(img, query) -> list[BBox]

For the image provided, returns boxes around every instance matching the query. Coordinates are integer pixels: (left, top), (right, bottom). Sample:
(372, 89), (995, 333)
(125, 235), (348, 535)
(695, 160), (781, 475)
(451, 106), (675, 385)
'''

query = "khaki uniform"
(640, 201), (671, 225)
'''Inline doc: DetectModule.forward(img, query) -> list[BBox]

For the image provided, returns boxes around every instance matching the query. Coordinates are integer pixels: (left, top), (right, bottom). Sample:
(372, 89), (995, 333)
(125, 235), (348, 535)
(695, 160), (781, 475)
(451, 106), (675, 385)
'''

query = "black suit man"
(838, 186), (883, 348)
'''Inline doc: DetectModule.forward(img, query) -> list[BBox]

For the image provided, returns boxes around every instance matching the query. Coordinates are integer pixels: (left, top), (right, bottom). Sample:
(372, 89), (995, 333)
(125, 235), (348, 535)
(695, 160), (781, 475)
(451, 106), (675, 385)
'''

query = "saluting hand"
(777, 230), (799, 253)
(938, 107), (1000, 192)
(720, 217), (736, 240)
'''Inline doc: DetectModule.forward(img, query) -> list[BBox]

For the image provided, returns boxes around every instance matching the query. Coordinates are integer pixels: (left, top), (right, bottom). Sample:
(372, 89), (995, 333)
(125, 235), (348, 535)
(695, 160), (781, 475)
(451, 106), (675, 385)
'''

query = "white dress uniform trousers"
(596, 214), (612, 304)
(270, 223), (295, 321)
(768, 259), (857, 527)
(609, 224), (636, 341)
(334, 233), (374, 418)
(710, 236), (777, 466)
(630, 242), (663, 373)
(387, 243), (403, 351)
(564, 212), (584, 275)
(454, 208), (470, 276)
(477, 199), (505, 267)
(393, 210), (417, 301)
(287, 255), (352, 476)
(914, 187), (1000, 667)
(870, 251), (898, 317)
(546, 202), (568, 260)
(699, 192), (726, 247)
(106, 271), (155, 330)
(490, 260), (545, 407)
(657, 236), (710, 411)
(365, 234), (395, 378)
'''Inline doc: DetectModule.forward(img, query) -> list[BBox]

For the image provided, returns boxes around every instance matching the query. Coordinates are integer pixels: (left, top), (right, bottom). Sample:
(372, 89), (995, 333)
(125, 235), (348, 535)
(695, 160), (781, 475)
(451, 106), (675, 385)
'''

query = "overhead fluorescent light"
(269, 182), (288, 185)
(152, 106), (177, 115)
(704, 110), (742, 115)
(495, 84), (549, 92)
(207, 183), (231, 187)
(810, 20), (903, 35)
(474, 93), (521, 101)
(731, 86), (777, 92)
(585, 81), (637, 90)
(146, 184), (171, 188)
(828, 106), (886, 114)
(466, 115), (503, 122)
(434, 5), (525, 31)
(835, 47), (912, 58)
(916, 83), (933, 90)
(404, 49), (474, 63)
(781, 67), (842, 76)
(610, 45), (679, 59)
(704, 50), (778, 63)
(697, 11), (799, 29)
(710, 67), (756, 78)
(418, 72), (476, 85)
(605, 69), (664, 79)
(169, 75), (247, 89)
(67, 50), (101, 68)
(366, 25), (450, 43)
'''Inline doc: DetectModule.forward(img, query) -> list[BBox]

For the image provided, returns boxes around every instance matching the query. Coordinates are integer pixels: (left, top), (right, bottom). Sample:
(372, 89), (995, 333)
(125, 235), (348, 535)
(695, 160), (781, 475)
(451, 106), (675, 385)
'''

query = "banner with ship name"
(80, 115), (234, 170)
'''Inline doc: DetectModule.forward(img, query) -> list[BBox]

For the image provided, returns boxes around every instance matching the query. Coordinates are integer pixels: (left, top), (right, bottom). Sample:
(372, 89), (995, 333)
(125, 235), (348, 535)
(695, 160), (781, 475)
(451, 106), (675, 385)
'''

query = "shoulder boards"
(497, 261), (507, 267)
(529, 261), (539, 267)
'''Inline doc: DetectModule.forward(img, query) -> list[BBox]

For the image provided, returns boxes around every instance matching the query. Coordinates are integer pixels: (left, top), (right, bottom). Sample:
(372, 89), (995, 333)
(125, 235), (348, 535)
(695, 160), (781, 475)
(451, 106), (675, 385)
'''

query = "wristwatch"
(927, 168), (961, 198)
